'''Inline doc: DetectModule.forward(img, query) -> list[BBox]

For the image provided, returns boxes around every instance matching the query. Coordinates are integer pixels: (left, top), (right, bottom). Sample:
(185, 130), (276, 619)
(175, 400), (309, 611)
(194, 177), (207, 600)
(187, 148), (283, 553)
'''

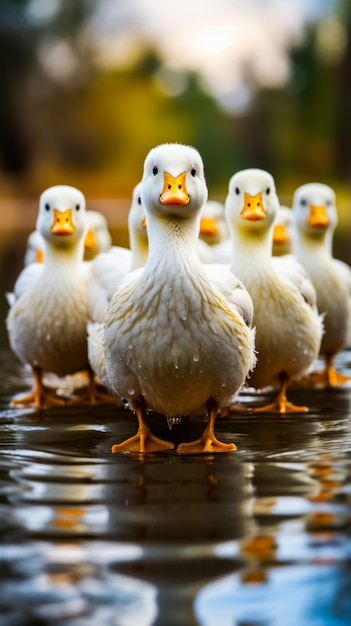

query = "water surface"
(1, 345), (351, 626)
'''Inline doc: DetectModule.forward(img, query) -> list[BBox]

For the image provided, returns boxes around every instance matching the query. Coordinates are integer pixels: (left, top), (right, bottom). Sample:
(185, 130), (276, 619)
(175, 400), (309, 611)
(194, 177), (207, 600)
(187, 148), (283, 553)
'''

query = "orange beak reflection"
(160, 172), (189, 206)
(241, 192), (266, 221)
(141, 216), (147, 229)
(307, 204), (330, 228)
(51, 209), (75, 236)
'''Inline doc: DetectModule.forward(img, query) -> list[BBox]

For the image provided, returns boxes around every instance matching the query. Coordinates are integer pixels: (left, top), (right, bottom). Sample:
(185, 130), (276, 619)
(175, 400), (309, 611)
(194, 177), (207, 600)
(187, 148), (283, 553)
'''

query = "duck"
(87, 183), (147, 391)
(6, 185), (100, 408)
(24, 209), (112, 266)
(24, 230), (45, 265)
(87, 183), (145, 324)
(272, 205), (293, 257)
(199, 200), (229, 246)
(224, 168), (323, 413)
(197, 199), (228, 263)
(127, 182), (149, 270)
(83, 209), (112, 261)
(291, 182), (351, 386)
(97, 143), (256, 454)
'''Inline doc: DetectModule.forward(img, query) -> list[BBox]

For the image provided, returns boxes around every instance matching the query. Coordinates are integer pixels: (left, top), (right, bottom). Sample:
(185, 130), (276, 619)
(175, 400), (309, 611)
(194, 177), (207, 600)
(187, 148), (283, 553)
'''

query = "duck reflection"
(105, 454), (253, 626)
(5, 423), (254, 625)
(305, 454), (348, 534)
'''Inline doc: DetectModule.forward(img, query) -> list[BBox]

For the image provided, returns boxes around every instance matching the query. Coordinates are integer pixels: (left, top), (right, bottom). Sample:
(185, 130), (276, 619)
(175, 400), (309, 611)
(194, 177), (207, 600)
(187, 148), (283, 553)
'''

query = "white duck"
(127, 182), (149, 270)
(199, 200), (229, 247)
(87, 183), (145, 324)
(83, 210), (112, 261)
(98, 143), (256, 454)
(196, 199), (227, 263)
(225, 168), (323, 413)
(7, 185), (96, 408)
(292, 182), (351, 386)
(87, 183), (147, 389)
(272, 205), (293, 257)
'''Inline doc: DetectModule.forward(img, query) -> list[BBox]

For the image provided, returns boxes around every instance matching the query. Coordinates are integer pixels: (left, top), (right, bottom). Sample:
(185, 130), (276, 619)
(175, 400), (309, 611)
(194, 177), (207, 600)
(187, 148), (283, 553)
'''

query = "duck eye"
(45, 203), (50, 211)
(266, 187), (270, 195)
(152, 165), (158, 176)
(75, 204), (80, 211)
(138, 196), (141, 205)
(326, 199), (332, 206)
(191, 167), (196, 177)
(235, 187), (240, 195)
(300, 198), (307, 206)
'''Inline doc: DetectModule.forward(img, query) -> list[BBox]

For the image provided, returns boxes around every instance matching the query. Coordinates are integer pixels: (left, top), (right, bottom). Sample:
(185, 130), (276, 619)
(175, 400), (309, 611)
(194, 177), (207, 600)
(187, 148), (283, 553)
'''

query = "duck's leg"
(302, 353), (351, 387)
(11, 365), (66, 409)
(177, 398), (237, 454)
(309, 353), (351, 387)
(67, 368), (121, 405)
(111, 398), (175, 453)
(220, 403), (251, 417)
(253, 372), (308, 414)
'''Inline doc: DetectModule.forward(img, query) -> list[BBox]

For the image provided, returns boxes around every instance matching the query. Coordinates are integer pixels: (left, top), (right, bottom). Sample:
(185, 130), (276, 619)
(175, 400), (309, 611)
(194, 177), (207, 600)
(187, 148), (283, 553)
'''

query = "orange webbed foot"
(112, 429), (175, 454)
(309, 367), (351, 388)
(177, 435), (237, 455)
(253, 399), (308, 414)
(11, 389), (66, 409)
(253, 373), (308, 414)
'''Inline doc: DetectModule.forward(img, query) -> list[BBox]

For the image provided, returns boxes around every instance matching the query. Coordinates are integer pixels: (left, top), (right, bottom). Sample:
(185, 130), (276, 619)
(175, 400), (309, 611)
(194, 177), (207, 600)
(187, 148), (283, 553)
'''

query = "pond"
(0, 231), (351, 625)
(1, 344), (351, 625)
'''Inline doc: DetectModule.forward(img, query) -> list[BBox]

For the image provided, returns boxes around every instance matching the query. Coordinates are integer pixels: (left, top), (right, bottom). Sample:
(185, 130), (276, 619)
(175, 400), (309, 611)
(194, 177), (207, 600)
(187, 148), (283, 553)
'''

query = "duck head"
(199, 200), (228, 245)
(140, 143), (208, 224)
(225, 168), (279, 239)
(292, 182), (337, 240)
(272, 205), (293, 256)
(128, 182), (148, 240)
(36, 185), (88, 249)
(84, 210), (112, 260)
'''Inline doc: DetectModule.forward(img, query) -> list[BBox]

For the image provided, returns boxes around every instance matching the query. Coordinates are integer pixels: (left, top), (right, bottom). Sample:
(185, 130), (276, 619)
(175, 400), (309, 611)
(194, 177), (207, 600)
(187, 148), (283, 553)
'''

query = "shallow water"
(0, 344), (351, 626)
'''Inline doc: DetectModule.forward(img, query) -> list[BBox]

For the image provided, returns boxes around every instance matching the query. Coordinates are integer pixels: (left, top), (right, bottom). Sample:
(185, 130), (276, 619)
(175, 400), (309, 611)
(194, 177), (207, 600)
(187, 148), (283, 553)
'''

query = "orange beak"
(84, 227), (96, 250)
(141, 216), (147, 229)
(160, 172), (189, 206)
(307, 204), (330, 228)
(51, 209), (75, 235)
(241, 192), (266, 221)
(35, 248), (44, 263)
(273, 223), (288, 245)
(200, 216), (219, 237)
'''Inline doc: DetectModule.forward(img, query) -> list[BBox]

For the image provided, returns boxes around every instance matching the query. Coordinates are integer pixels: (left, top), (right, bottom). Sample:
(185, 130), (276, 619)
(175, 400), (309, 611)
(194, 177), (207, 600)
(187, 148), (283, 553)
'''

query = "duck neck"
(229, 224), (273, 277)
(146, 214), (201, 269)
(43, 239), (85, 269)
(129, 230), (149, 270)
(294, 229), (331, 265)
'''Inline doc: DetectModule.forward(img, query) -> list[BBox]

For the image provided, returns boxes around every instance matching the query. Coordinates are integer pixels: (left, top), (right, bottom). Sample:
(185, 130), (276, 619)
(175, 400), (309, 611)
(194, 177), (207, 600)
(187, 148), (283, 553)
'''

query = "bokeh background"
(1, 0), (351, 303)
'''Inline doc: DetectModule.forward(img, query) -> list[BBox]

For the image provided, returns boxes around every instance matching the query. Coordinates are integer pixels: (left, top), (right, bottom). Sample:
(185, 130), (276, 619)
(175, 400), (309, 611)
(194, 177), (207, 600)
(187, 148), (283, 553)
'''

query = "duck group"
(5, 143), (351, 454)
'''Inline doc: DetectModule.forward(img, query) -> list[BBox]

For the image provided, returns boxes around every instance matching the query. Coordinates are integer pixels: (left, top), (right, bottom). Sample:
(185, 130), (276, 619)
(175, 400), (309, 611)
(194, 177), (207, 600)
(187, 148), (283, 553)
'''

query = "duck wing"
(88, 246), (133, 322)
(203, 263), (254, 327)
(271, 254), (317, 309)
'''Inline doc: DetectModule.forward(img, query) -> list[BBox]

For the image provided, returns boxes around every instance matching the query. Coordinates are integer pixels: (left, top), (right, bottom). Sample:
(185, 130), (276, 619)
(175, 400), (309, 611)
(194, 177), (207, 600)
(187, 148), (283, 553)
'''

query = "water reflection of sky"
(196, 563), (351, 626)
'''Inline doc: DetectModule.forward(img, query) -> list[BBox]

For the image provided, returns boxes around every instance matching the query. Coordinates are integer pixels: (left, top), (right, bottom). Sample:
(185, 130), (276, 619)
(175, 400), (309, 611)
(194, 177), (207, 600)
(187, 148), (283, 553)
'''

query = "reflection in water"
(1, 347), (351, 624)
